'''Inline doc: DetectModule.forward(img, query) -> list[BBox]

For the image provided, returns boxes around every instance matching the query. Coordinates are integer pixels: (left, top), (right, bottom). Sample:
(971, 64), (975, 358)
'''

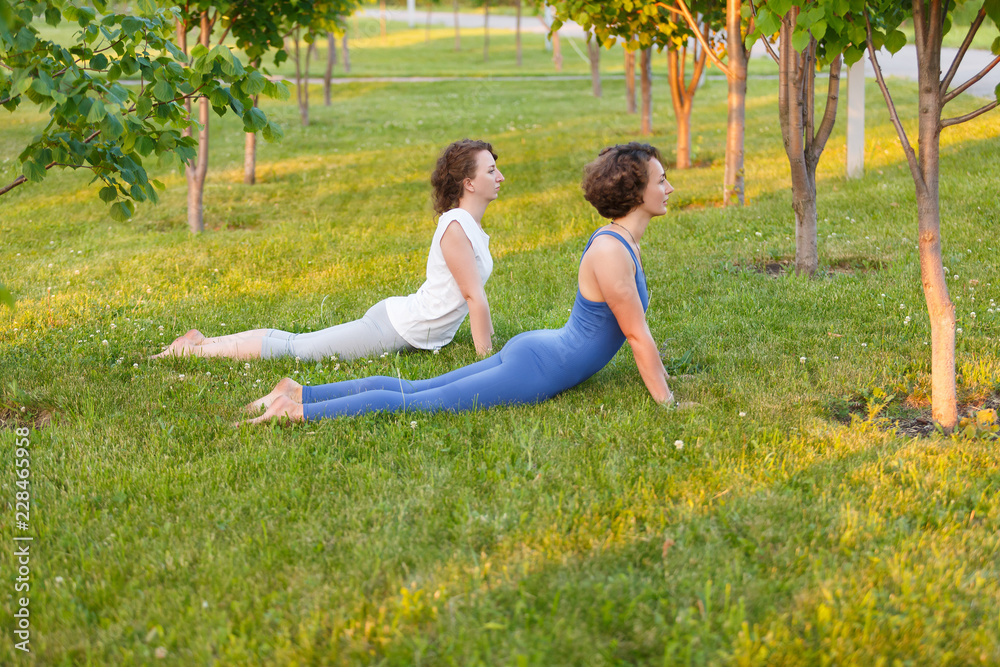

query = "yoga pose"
(244, 142), (674, 423)
(153, 139), (503, 361)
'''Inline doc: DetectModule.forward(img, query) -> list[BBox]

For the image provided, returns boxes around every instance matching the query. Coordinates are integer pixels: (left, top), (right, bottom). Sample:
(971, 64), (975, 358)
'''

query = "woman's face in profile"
(641, 159), (673, 217)
(469, 150), (504, 201)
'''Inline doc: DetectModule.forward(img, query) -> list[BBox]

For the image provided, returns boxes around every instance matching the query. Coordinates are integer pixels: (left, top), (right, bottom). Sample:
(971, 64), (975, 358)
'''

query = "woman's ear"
(463, 177), (475, 193)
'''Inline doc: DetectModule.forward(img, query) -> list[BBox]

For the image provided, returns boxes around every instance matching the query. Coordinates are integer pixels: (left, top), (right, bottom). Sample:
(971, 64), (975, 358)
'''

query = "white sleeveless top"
(385, 208), (494, 350)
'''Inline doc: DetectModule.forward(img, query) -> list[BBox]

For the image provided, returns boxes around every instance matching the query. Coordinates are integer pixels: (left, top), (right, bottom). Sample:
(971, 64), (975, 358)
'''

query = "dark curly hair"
(582, 143), (664, 219)
(430, 139), (498, 215)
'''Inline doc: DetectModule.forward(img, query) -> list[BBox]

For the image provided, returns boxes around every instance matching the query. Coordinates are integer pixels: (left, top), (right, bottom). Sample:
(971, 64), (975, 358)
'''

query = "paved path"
(360, 8), (999, 99)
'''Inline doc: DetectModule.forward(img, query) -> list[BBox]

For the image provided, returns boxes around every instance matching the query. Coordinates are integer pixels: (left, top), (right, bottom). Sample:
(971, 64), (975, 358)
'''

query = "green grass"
(2, 26), (1000, 666)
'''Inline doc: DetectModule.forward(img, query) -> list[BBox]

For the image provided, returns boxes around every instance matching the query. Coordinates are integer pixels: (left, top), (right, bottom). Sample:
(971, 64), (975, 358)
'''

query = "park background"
(2, 2), (1000, 664)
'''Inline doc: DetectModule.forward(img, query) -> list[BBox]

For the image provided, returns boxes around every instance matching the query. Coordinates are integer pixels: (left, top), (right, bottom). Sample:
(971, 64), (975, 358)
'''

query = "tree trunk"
(640, 47), (652, 135)
(426, 3), (432, 42)
(667, 43), (703, 170)
(915, 12), (956, 429)
(380, 0), (387, 39)
(187, 12), (211, 234)
(552, 30), (562, 72)
(454, 0), (460, 51)
(723, 0), (747, 206)
(589, 39), (602, 97)
(483, 0), (489, 62)
(325, 32), (336, 107)
(625, 50), (636, 114)
(516, 0), (522, 67)
(244, 104), (257, 185)
(342, 34), (350, 73)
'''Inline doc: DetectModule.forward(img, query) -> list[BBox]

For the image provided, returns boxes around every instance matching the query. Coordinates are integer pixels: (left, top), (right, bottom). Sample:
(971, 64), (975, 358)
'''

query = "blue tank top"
(550, 229), (650, 386)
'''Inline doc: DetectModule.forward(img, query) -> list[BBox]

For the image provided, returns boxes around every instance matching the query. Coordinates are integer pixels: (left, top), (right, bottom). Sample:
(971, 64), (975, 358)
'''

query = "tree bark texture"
(589, 40), (602, 97)
(640, 48), (652, 135)
(516, 0), (522, 67)
(187, 12), (211, 234)
(325, 32), (336, 106)
(625, 50), (636, 114)
(914, 0), (956, 428)
(667, 28), (708, 169)
(552, 31), (562, 71)
(864, 0), (959, 427)
(776, 11), (841, 276)
(723, 0), (747, 206)
(342, 35), (350, 73)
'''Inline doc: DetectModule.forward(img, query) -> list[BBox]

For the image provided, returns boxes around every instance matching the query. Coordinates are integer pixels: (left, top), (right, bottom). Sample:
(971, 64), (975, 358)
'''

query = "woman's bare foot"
(239, 395), (304, 426)
(149, 329), (210, 359)
(244, 377), (303, 414)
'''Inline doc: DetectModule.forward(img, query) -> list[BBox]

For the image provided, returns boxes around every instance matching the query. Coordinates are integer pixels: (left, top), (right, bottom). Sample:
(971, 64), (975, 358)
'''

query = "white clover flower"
(674, 440), (684, 450)
(133, 363), (139, 368)
(110, 323), (116, 328)
(101, 339), (109, 345)
(55, 576), (64, 584)
(755, 231), (762, 237)
(410, 421), (418, 429)
(334, 364), (341, 371)
(244, 363), (251, 369)
(957, 328), (963, 334)
(799, 356), (806, 363)
(833, 356), (839, 360)
(861, 343), (868, 347)
(970, 312), (976, 319)
(899, 303), (906, 309)
(738, 412), (746, 417)
(179, 374), (185, 380)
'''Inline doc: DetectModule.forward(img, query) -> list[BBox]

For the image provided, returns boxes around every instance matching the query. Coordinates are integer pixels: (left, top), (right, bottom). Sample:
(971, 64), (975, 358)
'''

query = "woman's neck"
(611, 210), (650, 243)
(457, 197), (487, 226)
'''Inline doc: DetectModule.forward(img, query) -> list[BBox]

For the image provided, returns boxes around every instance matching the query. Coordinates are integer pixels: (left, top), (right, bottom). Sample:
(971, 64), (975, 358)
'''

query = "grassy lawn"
(2, 22), (1000, 665)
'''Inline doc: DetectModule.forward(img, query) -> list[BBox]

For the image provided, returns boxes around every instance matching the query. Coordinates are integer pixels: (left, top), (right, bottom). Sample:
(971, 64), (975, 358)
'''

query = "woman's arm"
(440, 221), (494, 355)
(586, 239), (673, 404)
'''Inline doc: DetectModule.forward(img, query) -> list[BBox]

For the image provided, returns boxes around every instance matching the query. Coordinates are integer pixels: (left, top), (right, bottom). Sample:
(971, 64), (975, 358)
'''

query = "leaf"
(135, 95), (152, 117)
(992, 35), (1000, 57)
(151, 78), (173, 102)
(21, 160), (45, 183)
(86, 99), (107, 123)
(99, 185), (118, 203)
(243, 70), (267, 96)
(0, 283), (13, 310)
(134, 136), (155, 156)
(810, 19), (827, 41)
(243, 106), (267, 132)
(90, 53), (109, 70)
(261, 121), (283, 143)
(190, 44), (209, 59)
(108, 200), (134, 222)
(995, 81), (1000, 102)
(792, 27), (812, 53)
(101, 113), (124, 140)
(14, 26), (35, 51)
(884, 29), (906, 54)
(30, 76), (52, 96)
(136, 0), (156, 15)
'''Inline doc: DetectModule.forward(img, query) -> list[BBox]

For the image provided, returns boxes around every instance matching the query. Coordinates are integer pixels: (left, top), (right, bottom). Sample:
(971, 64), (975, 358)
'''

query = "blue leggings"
(300, 329), (576, 420)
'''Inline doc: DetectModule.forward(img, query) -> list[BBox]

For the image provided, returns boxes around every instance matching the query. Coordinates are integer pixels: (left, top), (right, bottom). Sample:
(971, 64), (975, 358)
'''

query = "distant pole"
(407, 0), (416, 27)
(847, 59), (865, 179)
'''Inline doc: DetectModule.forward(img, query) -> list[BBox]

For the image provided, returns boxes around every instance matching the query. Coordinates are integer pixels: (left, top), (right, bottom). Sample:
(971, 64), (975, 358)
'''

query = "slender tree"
(749, 0), (851, 275)
(588, 37), (602, 97)
(625, 50), (637, 113)
(861, 0), (999, 429)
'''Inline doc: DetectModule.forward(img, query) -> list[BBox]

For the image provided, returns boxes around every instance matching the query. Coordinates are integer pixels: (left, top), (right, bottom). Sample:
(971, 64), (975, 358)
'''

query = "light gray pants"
(260, 300), (415, 362)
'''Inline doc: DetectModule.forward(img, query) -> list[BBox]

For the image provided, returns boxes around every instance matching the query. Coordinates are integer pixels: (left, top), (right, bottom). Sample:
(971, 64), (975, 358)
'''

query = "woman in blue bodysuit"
(243, 143), (675, 423)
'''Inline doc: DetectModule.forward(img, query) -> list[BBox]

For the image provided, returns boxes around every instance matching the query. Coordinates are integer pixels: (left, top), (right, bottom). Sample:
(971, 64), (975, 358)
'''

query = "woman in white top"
(153, 139), (503, 361)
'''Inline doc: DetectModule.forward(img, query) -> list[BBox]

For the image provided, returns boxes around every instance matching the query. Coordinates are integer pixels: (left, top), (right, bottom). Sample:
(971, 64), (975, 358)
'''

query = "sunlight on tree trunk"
(640, 47), (652, 135)
(589, 40), (602, 97)
(723, 0), (747, 206)
(516, 0), (522, 66)
(553, 30), (563, 71)
(325, 32), (336, 106)
(667, 30), (708, 170)
(187, 12), (211, 234)
(625, 50), (636, 114)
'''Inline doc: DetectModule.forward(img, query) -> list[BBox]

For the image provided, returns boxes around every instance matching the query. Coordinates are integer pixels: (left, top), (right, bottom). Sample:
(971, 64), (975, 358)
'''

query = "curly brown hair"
(581, 143), (664, 219)
(430, 139), (498, 215)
